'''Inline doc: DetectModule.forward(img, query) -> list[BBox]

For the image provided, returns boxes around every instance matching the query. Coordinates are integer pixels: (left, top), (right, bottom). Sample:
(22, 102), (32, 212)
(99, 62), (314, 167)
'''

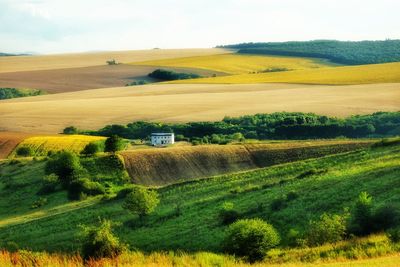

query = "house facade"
(151, 133), (175, 146)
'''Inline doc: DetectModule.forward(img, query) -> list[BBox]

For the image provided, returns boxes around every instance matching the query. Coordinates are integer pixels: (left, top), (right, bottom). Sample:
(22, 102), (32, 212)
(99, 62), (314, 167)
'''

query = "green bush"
(37, 174), (59, 195)
(223, 218), (280, 263)
(306, 213), (347, 246)
(80, 219), (126, 260)
(63, 126), (79, 134)
(68, 178), (105, 200)
(123, 187), (160, 219)
(3, 241), (19, 252)
(286, 228), (302, 247)
(105, 135), (125, 153)
(16, 146), (34, 157)
(218, 202), (240, 225)
(45, 151), (82, 188)
(387, 228), (400, 243)
(349, 192), (374, 235)
(81, 142), (102, 156)
(270, 197), (287, 211)
(372, 204), (400, 232)
(31, 197), (48, 209)
(148, 69), (202, 81)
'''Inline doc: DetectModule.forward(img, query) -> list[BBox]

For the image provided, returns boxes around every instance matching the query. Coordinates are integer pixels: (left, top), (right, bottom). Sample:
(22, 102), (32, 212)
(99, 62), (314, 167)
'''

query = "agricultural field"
(0, 65), (226, 94)
(12, 135), (105, 156)
(1, 83), (399, 133)
(0, 48), (229, 73)
(0, 132), (34, 159)
(169, 61), (400, 85)
(0, 140), (399, 257)
(121, 140), (372, 186)
(132, 53), (335, 75)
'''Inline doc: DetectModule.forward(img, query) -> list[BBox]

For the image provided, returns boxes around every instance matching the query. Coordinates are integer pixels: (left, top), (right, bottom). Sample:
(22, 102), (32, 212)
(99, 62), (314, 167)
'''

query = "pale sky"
(1, 0), (399, 54)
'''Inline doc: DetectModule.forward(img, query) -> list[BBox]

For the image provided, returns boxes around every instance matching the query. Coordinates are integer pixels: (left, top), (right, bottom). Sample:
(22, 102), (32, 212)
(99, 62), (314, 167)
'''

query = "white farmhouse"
(151, 133), (175, 146)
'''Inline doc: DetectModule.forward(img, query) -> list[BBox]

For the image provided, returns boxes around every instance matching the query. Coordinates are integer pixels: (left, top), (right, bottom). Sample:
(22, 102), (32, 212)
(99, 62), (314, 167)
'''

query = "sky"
(1, 0), (399, 54)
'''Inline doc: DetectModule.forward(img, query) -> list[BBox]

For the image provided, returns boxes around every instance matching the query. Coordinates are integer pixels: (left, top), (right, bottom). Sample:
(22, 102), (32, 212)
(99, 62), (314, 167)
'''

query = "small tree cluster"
(80, 219), (126, 260)
(223, 218), (280, 263)
(123, 187), (160, 219)
(16, 146), (34, 157)
(105, 135), (126, 153)
(45, 151), (82, 188)
(306, 213), (348, 246)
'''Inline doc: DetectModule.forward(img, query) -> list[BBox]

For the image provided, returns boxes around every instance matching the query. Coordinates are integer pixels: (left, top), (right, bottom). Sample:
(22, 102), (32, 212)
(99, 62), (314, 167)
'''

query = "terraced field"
(132, 54), (334, 74)
(122, 140), (372, 186)
(12, 135), (105, 156)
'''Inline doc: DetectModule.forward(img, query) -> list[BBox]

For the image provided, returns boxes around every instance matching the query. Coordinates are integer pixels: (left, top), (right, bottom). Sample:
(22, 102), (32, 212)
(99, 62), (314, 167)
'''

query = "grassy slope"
(170, 62), (400, 85)
(1, 83), (399, 134)
(131, 54), (334, 75)
(12, 135), (105, 157)
(0, 142), (398, 253)
(122, 141), (372, 186)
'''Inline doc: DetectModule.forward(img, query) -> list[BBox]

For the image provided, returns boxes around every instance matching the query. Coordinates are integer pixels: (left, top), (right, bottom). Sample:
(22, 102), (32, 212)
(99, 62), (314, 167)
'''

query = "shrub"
(68, 178), (105, 200)
(3, 241), (19, 252)
(306, 213), (347, 246)
(31, 197), (48, 209)
(372, 204), (400, 232)
(45, 151), (81, 188)
(286, 228), (303, 247)
(80, 219), (126, 260)
(349, 192), (374, 236)
(270, 197), (287, 211)
(223, 218), (280, 263)
(286, 191), (299, 201)
(123, 187), (160, 219)
(63, 126), (78, 134)
(105, 135), (125, 153)
(387, 228), (400, 243)
(81, 142), (101, 156)
(218, 202), (240, 225)
(148, 69), (202, 81)
(16, 146), (34, 157)
(37, 174), (59, 195)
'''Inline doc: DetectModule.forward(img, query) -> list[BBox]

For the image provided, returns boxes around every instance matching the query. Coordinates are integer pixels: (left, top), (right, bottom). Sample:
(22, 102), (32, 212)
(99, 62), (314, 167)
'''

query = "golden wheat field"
(0, 48), (229, 73)
(132, 54), (334, 75)
(170, 61), (400, 85)
(12, 135), (105, 156)
(1, 83), (399, 133)
(121, 140), (371, 186)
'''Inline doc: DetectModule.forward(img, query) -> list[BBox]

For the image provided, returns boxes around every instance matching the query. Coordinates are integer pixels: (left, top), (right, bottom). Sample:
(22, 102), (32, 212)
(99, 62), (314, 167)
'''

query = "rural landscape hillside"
(1, 1), (400, 266)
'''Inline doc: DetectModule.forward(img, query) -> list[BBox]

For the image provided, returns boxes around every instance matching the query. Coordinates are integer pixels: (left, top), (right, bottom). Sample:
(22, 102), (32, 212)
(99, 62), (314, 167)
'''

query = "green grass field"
(0, 141), (398, 257)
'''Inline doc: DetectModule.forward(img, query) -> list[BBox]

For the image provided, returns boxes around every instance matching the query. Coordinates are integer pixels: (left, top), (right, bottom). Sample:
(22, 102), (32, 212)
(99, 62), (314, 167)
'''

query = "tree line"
(218, 40), (400, 65)
(66, 111), (400, 141)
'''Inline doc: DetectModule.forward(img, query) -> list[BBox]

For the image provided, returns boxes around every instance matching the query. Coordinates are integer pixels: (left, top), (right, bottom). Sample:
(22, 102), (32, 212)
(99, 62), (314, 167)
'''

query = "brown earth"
(0, 83), (398, 134)
(0, 132), (34, 159)
(121, 141), (372, 186)
(0, 64), (226, 94)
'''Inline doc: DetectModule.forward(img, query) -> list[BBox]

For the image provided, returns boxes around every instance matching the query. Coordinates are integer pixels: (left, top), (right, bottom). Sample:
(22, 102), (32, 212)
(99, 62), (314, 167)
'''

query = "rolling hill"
(0, 83), (399, 133)
(169, 62), (400, 85)
(0, 140), (398, 255)
(131, 53), (335, 75)
(0, 48), (229, 73)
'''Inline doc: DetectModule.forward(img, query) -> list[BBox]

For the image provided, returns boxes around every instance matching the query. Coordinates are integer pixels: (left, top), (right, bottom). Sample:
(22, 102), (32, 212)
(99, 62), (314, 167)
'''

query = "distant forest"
(78, 112), (400, 141)
(218, 40), (400, 65)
